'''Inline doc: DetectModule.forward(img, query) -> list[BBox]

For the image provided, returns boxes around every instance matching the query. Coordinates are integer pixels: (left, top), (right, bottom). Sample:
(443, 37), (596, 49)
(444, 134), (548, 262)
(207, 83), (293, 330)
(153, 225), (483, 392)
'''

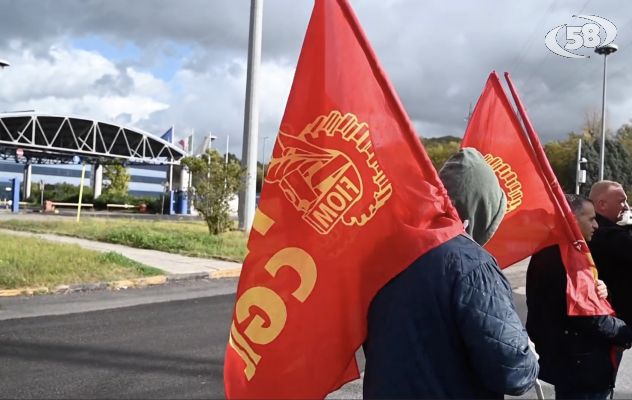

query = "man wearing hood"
(362, 148), (539, 399)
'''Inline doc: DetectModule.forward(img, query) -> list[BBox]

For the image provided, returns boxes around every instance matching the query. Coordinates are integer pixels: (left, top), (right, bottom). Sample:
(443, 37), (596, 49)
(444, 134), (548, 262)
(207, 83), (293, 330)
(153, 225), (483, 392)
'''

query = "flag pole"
(338, 0), (441, 191)
(169, 163), (173, 192)
(504, 72), (587, 252)
(500, 78), (548, 400)
(191, 128), (195, 156)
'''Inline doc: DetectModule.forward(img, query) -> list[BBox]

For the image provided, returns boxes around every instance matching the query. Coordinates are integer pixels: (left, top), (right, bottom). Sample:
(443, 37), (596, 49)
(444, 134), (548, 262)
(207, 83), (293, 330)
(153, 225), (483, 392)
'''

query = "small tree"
(103, 163), (131, 194)
(424, 140), (462, 171)
(182, 149), (245, 235)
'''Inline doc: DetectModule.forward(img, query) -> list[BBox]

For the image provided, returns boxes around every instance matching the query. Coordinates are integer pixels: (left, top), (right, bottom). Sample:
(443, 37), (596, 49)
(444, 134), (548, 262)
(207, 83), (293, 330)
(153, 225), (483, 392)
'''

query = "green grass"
(0, 218), (249, 262)
(0, 232), (163, 290)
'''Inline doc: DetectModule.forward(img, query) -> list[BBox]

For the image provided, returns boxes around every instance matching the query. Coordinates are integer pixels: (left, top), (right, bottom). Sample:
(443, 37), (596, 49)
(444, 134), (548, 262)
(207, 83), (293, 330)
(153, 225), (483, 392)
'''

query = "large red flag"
(461, 71), (613, 316)
(223, 0), (464, 398)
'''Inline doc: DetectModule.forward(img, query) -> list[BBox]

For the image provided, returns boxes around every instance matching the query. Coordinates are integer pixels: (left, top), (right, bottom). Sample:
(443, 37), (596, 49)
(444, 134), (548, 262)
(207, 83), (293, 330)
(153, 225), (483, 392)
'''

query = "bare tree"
(580, 106), (612, 138)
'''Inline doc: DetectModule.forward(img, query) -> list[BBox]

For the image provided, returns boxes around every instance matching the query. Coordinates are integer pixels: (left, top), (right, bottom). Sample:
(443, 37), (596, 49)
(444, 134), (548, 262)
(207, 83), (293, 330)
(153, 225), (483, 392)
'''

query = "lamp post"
(238, 0), (263, 232)
(0, 59), (10, 69)
(595, 43), (618, 181)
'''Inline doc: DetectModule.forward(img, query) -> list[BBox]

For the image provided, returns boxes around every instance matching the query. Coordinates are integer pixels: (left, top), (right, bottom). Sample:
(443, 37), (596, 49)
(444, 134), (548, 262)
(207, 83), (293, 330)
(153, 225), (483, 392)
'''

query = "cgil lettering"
(229, 244), (318, 381)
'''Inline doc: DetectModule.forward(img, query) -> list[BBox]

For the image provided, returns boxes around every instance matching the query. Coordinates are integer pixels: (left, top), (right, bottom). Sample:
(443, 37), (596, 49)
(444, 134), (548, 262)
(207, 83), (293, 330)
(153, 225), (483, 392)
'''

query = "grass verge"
(0, 218), (248, 262)
(0, 232), (163, 290)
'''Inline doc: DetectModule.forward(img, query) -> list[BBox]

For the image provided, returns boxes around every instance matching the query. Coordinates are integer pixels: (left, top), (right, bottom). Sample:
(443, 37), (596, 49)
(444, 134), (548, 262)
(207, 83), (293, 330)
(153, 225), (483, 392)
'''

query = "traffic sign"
(16, 148), (23, 158)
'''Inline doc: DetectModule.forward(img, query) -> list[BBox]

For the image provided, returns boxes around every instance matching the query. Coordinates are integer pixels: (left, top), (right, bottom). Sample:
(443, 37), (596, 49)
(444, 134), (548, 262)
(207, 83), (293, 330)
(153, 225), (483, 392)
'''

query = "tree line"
(423, 112), (632, 198)
(32, 109), (632, 236)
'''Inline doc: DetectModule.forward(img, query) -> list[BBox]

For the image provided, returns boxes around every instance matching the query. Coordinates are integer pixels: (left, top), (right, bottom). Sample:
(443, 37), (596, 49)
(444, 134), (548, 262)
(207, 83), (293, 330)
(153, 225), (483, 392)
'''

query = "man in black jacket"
(526, 194), (632, 400)
(588, 181), (632, 325)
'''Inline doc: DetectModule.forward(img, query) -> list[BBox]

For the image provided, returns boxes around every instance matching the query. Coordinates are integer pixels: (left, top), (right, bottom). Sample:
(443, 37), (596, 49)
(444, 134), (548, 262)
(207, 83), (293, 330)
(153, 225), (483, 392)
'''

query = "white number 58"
(566, 23), (601, 50)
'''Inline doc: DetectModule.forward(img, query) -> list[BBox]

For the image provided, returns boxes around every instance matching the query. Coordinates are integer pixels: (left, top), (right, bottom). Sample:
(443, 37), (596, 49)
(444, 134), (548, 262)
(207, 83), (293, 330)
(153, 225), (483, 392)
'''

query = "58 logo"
(545, 15), (617, 58)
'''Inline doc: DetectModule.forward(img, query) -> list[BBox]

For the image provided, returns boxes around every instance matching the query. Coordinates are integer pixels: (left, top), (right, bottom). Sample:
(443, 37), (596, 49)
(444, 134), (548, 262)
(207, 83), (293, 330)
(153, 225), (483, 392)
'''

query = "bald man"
(588, 181), (632, 325)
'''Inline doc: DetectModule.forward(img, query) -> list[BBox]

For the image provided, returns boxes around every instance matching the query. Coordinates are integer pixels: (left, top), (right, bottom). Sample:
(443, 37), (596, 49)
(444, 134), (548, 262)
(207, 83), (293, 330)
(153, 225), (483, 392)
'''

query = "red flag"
(223, 0), (464, 398)
(461, 71), (613, 316)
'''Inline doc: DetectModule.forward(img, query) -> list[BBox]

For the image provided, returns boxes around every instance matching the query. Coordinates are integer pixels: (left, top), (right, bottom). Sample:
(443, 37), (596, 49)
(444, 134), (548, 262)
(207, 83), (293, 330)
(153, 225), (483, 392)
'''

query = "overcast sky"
(1, 0), (632, 166)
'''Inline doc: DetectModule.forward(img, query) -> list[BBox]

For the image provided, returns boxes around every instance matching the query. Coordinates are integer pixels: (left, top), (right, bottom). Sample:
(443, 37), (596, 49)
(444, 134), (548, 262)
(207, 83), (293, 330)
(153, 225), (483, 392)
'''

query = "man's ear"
(598, 199), (607, 210)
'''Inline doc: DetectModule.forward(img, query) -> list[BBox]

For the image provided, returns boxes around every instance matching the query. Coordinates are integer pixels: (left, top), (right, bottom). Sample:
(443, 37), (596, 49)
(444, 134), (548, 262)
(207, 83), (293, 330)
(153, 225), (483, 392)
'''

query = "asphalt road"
(1, 281), (632, 399)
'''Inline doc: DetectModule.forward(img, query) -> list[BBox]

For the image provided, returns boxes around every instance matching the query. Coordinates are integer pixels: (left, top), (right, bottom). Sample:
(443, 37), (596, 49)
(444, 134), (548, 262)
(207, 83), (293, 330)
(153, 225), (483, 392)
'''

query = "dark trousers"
(555, 387), (613, 399)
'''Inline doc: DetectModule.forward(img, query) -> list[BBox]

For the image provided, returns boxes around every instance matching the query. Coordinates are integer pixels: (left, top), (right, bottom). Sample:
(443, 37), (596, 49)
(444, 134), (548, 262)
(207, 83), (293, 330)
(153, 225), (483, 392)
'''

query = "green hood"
(438, 147), (507, 247)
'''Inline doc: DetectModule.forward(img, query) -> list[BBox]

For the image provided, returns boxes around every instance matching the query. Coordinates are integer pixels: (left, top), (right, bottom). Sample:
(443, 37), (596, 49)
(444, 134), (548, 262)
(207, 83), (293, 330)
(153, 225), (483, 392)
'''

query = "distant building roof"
(0, 112), (187, 164)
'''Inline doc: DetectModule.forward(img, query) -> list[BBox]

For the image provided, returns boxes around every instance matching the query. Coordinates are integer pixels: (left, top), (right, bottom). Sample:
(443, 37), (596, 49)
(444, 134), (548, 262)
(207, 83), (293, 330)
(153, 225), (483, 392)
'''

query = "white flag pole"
(190, 128), (195, 156)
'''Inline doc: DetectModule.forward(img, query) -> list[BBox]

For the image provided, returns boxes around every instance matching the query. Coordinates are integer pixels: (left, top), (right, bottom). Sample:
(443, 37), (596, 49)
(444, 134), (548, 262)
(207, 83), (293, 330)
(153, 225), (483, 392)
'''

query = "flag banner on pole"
(461, 71), (613, 316)
(161, 126), (174, 144)
(223, 0), (464, 398)
(178, 138), (188, 152)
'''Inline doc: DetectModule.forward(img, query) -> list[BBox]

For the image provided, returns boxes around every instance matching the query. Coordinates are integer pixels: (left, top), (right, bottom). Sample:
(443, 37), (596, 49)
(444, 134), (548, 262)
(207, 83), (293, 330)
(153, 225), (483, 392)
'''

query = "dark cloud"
(2, 0), (632, 157)
(93, 64), (135, 97)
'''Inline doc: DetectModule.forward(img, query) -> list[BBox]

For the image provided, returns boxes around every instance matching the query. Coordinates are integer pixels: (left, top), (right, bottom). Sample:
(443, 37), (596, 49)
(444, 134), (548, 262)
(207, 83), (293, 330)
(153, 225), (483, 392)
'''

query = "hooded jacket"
(438, 147), (507, 246)
(363, 148), (538, 399)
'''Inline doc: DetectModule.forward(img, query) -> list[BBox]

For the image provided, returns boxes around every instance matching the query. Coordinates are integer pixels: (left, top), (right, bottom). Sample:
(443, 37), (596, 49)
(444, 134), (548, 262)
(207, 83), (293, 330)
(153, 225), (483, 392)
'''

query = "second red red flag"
(462, 71), (613, 316)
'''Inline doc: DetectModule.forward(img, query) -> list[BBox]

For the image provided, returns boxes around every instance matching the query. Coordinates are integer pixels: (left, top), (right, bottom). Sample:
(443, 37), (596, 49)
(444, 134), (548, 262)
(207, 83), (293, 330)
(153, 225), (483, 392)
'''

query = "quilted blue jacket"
(362, 234), (539, 399)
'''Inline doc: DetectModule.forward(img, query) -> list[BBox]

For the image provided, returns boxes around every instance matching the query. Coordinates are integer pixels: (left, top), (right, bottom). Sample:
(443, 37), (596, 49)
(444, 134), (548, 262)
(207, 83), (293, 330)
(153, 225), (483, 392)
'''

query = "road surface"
(1, 280), (632, 399)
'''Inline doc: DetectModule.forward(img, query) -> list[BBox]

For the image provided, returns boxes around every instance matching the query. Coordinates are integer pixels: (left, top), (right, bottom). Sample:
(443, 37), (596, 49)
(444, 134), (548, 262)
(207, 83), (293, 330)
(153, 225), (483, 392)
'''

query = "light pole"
(595, 43), (618, 181)
(0, 59), (10, 69)
(261, 136), (269, 188)
(238, 0), (263, 232)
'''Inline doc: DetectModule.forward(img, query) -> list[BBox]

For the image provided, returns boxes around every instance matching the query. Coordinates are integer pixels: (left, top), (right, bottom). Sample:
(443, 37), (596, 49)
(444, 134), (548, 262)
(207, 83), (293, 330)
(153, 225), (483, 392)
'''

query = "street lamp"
(0, 59), (10, 69)
(595, 43), (618, 181)
(238, 0), (264, 232)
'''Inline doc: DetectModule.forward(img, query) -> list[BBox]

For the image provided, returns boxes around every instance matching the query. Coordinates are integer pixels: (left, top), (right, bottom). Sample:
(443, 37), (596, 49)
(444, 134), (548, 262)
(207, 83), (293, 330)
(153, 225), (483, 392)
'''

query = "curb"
(0, 268), (242, 298)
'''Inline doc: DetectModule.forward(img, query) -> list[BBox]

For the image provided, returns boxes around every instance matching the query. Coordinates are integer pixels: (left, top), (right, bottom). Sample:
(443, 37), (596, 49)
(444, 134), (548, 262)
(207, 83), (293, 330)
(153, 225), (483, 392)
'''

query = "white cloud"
(0, 39), (296, 160)
(154, 57), (296, 158)
(0, 42), (170, 125)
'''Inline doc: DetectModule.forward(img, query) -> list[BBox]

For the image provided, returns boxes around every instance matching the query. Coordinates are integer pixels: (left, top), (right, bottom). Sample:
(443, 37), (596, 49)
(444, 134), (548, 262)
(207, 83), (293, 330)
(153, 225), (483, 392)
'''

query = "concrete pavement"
(3, 277), (632, 399)
(0, 229), (240, 276)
